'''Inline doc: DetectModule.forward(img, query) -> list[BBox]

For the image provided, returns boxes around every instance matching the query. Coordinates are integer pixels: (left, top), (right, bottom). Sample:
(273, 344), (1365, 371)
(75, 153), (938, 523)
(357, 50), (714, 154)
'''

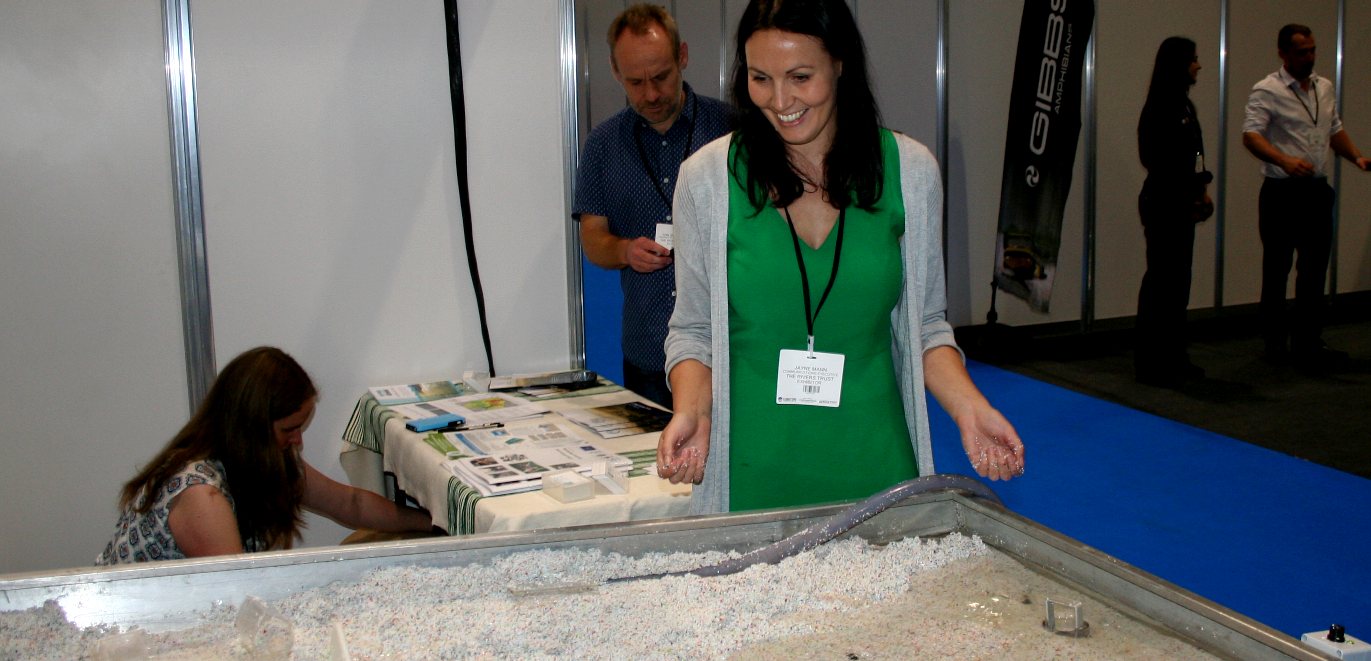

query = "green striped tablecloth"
(341, 380), (653, 535)
(443, 445), (660, 535)
(342, 394), (398, 453)
(342, 380), (625, 453)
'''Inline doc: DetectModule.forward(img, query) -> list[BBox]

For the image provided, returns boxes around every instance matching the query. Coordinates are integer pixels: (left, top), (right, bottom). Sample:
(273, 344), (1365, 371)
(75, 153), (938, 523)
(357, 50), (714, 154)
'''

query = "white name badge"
(1305, 128), (1328, 151)
(655, 223), (674, 251)
(776, 349), (845, 407)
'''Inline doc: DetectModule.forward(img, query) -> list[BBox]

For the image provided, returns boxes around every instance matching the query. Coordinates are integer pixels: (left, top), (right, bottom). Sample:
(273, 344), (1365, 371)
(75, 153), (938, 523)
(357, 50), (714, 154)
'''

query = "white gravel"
(0, 532), (1215, 660)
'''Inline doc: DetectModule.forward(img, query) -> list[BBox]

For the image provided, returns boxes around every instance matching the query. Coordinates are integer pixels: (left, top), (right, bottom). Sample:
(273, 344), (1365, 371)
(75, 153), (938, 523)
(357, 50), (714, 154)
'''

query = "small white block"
(542, 469), (594, 503)
(1302, 630), (1371, 661)
(589, 461), (630, 495)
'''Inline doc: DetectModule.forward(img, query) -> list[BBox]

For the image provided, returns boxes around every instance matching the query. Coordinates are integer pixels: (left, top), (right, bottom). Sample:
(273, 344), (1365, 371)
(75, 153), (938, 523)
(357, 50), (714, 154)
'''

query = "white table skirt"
(342, 388), (691, 534)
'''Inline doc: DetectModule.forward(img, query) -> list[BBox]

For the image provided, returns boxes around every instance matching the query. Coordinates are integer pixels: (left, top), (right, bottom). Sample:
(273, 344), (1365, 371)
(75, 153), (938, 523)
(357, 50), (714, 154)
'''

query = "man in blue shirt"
(573, 4), (732, 408)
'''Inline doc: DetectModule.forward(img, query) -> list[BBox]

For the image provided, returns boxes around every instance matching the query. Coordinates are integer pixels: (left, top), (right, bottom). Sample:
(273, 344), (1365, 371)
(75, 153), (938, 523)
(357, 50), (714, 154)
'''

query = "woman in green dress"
(658, 0), (1024, 514)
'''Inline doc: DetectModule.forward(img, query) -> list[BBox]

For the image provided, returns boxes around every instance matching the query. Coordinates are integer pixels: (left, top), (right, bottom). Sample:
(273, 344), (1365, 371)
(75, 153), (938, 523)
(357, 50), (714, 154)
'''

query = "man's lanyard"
(1289, 77), (1319, 126)
(633, 92), (697, 209)
(783, 205), (845, 355)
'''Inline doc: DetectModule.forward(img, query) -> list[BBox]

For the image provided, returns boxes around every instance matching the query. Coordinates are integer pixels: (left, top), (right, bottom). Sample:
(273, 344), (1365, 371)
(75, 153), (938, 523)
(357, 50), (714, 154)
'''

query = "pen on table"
(439, 421), (504, 434)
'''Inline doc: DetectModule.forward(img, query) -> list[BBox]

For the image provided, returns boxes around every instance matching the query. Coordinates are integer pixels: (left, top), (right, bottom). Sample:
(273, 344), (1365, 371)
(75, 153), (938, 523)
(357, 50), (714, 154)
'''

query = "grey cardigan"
(664, 131), (959, 514)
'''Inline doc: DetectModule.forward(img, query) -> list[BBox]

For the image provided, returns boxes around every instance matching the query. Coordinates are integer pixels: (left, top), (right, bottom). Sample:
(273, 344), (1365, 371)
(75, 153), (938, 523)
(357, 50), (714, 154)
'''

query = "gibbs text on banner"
(993, 0), (1094, 313)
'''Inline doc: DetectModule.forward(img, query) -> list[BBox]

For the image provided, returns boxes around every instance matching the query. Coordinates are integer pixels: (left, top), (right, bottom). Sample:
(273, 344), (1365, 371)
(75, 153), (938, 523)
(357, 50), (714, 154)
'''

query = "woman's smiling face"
(745, 29), (841, 159)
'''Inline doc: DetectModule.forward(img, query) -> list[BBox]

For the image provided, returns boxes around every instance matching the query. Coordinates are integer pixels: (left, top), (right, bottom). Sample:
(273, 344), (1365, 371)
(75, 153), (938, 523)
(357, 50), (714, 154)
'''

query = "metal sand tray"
(0, 481), (1322, 659)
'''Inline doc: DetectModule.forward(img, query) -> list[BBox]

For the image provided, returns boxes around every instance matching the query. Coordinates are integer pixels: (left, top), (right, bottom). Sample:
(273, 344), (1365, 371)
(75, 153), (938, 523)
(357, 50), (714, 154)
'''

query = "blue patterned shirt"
(574, 82), (733, 371)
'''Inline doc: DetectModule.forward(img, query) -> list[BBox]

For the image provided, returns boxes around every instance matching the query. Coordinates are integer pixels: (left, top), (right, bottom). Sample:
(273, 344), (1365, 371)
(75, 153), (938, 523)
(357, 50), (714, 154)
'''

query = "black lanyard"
(783, 205), (845, 353)
(633, 93), (697, 210)
(1290, 79), (1319, 126)
(1183, 100), (1205, 170)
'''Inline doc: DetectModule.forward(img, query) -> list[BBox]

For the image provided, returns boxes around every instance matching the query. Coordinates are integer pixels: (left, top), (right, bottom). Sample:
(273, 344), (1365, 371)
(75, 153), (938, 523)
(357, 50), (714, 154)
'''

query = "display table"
(340, 383), (691, 534)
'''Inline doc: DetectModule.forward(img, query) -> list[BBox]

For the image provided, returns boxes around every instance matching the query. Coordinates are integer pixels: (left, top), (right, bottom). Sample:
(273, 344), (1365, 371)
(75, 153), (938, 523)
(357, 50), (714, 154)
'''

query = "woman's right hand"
(656, 360), (713, 485)
(657, 412), (710, 485)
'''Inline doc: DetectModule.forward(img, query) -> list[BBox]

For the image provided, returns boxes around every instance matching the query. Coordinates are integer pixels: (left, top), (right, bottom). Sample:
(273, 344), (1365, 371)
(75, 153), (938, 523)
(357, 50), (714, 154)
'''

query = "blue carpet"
(928, 360), (1371, 640)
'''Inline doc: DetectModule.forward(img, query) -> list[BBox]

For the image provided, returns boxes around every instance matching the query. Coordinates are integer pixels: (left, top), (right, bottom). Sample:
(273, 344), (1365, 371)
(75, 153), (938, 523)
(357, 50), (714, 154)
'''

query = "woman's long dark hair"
(730, 0), (884, 212)
(1139, 36), (1198, 172)
(1143, 36), (1197, 109)
(119, 346), (314, 551)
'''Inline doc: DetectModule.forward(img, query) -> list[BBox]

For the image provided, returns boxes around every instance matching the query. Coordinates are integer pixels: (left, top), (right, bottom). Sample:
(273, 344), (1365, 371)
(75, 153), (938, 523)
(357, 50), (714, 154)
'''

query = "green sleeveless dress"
(726, 129), (915, 511)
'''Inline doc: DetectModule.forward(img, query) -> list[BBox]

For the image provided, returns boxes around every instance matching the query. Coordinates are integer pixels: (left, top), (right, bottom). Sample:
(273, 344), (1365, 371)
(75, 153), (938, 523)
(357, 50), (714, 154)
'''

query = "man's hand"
(1353, 156), (1371, 172)
(1243, 131), (1319, 177)
(580, 215), (673, 272)
(1280, 155), (1317, 177)
(623, 237), (673, 273)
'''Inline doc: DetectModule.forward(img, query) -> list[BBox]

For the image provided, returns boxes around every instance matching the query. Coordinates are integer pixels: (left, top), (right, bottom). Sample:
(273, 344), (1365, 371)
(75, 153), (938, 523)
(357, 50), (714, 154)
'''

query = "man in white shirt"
(1243, 23), (1369, 367)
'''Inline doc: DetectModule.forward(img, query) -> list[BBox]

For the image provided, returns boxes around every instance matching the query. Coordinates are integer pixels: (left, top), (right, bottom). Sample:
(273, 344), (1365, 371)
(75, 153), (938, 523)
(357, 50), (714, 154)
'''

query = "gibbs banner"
(993, 0), (1094, 313)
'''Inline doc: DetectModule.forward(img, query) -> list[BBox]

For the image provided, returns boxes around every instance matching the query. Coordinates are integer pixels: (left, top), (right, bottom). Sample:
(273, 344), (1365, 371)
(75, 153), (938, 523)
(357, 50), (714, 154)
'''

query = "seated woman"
(96, 346), (433, 564)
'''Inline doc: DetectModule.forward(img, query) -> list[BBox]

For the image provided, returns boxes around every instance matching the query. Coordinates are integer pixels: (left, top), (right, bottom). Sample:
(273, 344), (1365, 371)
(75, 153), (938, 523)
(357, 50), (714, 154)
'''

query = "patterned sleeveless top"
(95, 459), (264, 565)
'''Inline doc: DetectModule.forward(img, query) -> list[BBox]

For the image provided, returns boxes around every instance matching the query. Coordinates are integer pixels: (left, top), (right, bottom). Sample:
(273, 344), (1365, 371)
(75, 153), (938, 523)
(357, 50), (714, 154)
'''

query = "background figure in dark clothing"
(1135, 37), (1213, 387)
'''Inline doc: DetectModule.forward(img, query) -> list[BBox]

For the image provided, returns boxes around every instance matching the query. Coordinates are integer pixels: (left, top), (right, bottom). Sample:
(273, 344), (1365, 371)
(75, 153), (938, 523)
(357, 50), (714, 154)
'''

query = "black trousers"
(1135, 194), (1197, 373)
(623, 360), (672, 410)
(1258, 177), (1335, 352)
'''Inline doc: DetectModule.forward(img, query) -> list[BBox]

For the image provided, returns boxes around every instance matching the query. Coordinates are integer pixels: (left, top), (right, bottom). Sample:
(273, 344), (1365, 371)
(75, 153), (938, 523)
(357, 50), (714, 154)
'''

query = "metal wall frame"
(161, 0), (216, 411)
(1215, 0), (1230, 309)
(1081, 11), (1098, 332)
(1330, 0), (1346, 298)
(937, 0), (950, 260)
(562, 0), (586, 369)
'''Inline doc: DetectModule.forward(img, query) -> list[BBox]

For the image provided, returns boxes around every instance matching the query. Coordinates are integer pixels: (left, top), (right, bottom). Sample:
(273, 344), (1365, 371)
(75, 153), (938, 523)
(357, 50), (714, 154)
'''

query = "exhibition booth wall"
(575, 0), (1371, 381)
(1, 0), (1367, 573)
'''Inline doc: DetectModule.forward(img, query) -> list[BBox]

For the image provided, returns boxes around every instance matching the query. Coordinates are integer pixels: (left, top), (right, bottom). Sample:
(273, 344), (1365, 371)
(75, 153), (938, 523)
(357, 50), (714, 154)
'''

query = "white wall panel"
(674, 0), (729, 100)
(0, 0), (188, 573)
(5, 0), (1369, 576)
(859, 0), (940, 150)
(193, 0), (570, 549)
(1, 1), (569, 570)
(1338, 0), (1371, 294)
(580, 0), (626, 129)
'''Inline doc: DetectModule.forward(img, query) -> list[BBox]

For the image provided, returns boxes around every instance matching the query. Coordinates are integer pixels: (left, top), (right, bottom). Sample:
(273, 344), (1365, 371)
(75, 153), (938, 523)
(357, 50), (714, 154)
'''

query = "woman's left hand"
(1192, 190), (1214, 223)
(955, 405), (1025, 481)
(657, 412), (710, 485)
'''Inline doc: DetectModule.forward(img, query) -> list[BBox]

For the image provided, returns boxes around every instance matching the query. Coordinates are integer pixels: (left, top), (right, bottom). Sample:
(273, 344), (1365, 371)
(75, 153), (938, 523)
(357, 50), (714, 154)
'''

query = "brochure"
(444, 422), (579, 456)
(389, 392), (548, 426)
(368, 380), (461, 406)
(445, 442), (630, 497)
(559, 401), (671, 439)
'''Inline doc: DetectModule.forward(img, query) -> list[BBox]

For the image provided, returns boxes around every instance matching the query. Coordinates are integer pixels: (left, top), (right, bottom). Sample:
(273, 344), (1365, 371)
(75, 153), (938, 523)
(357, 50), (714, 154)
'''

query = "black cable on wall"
(443, 0), (496, 375)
